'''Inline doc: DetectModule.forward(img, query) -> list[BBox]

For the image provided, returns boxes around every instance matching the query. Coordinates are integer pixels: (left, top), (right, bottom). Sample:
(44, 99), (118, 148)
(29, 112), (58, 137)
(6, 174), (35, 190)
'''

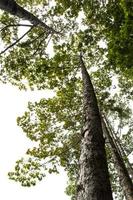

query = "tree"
(102, 115), (133, 200)
(0, 0), (60, 34)
(0, 0), (133, 199)
(76, 54), (113, 200)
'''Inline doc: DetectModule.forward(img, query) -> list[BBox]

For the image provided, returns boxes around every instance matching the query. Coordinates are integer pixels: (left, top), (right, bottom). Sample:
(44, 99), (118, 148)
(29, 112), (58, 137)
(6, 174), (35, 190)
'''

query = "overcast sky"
(0, 83), (70, 200)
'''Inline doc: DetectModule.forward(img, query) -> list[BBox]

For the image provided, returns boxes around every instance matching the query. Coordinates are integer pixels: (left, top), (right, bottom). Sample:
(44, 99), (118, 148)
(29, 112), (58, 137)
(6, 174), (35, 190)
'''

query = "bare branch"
(0, 23), (33, 32)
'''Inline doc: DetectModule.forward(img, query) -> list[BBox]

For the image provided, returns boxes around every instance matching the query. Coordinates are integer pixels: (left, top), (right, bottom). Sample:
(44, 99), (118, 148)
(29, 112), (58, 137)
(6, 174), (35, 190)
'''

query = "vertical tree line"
(77, 54), (113, 200)
(102, 116), (133, 200)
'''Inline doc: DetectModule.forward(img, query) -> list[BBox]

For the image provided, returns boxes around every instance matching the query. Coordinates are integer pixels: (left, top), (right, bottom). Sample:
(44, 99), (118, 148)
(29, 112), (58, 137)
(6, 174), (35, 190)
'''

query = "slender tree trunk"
(116, 138), (133, 179)
(0, 0), (60, 34)
(106, 118), (133, 179)
(102, 116), (133, 200)
(77, 53), (113, 200)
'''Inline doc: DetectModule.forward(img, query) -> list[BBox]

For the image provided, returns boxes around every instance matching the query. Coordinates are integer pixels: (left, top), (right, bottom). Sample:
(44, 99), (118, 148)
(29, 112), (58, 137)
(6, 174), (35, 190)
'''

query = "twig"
(0, 24), (33, 32)
(32, 31), (50, 56)
(46, 32), (53, 47)
(0, 26), (34, 55)
(20, 31), (46, 48)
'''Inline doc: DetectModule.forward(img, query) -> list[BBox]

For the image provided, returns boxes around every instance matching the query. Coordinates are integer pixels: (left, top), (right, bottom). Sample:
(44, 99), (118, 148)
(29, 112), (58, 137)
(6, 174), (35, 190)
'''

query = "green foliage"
(8, 80), (82, 188)
(0, 13), (19, 44)
(8, 158), (45, 186)
(106, 0), (133, 69)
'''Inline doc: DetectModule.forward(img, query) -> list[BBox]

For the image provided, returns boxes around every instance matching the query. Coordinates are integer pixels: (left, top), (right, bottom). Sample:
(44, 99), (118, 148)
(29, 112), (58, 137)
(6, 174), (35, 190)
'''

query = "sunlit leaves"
(8, 157), (46, 186)
(54, 0), (82, 17)
(10, 79), (82, 191)
(17, 0), (46, 6)
(0, 13), (19, 44)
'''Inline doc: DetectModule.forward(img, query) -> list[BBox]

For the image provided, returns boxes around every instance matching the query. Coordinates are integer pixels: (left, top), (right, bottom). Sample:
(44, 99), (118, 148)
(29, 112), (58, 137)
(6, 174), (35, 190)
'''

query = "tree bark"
(77, 53), (113, 200)
(104, 116), (133, 179)
(0, 0), (60, 34)
(102, 116), (133, 200)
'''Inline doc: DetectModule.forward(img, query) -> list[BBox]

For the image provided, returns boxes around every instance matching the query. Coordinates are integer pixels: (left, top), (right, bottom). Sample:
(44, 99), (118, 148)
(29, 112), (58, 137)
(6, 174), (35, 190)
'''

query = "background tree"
(0, 0), (60, 34)
(102, 116), (133, 200)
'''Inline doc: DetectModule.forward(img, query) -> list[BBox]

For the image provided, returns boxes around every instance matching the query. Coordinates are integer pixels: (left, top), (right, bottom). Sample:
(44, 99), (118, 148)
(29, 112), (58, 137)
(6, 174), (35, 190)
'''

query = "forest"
(0, 0), (133, 200)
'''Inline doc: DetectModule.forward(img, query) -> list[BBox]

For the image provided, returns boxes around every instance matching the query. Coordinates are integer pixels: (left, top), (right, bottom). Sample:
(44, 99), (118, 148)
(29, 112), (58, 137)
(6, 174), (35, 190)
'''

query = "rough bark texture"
(0, 0), (60, 34)
(77, 54), (113, 200)
(102, 117), (133, 200)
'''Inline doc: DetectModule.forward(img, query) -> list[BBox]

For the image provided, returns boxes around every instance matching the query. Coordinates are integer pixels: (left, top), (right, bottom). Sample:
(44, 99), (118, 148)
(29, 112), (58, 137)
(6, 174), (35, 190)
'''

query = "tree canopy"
(0, 0), (133, 200)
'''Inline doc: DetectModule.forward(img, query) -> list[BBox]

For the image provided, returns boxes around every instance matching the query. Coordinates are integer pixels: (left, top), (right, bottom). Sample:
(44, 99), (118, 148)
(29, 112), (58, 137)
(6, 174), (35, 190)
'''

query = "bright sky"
(0, 83), (70, 200)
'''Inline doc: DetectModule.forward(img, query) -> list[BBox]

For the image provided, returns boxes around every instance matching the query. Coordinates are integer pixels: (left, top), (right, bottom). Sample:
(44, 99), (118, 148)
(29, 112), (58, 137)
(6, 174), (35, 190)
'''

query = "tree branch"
(0, 0), (62, 35)
(0, 23), (33, 32)
(0, 26), (34, 55)
(32, 32), (50, 56)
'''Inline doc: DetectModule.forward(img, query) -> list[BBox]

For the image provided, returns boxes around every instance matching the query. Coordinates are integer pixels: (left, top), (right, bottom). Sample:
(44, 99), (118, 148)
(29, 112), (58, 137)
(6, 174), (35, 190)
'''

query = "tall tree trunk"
(77, 53), (113, 200)
(105, 117), (133, 179)
(102, 115), (133, 200)
(0, 0), (60, 34)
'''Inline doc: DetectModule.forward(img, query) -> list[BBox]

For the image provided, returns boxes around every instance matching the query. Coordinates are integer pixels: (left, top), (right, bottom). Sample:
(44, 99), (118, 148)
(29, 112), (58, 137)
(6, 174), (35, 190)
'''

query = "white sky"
(0, 83), (70, 200)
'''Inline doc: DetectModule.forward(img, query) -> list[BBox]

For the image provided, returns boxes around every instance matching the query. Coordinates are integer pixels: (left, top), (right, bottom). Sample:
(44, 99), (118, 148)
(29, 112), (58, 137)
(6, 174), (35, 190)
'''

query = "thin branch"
(20, 31), (46, 47)
(0, 26), (34, 55)
(32, 37), (46, 57)
(46, 32), (53, 47)
(32, 31), (50, 56)
(0, 23), (33, 32)
(37, 32), (53, 57)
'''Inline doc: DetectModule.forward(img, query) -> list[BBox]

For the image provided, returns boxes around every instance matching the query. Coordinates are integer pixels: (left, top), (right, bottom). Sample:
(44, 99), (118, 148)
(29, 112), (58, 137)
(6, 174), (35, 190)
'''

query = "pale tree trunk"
(102, 116), (133, 200)
(77, 54), (113, 200)
(0, 0), (60, 34)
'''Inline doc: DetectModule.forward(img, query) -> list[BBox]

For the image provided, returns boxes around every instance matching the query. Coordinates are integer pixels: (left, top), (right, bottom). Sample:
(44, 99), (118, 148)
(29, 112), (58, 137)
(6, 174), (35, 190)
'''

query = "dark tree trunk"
(0, 0), (60, 34)
(102, 116), (133, 200)
(77, 54), (113, 200)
